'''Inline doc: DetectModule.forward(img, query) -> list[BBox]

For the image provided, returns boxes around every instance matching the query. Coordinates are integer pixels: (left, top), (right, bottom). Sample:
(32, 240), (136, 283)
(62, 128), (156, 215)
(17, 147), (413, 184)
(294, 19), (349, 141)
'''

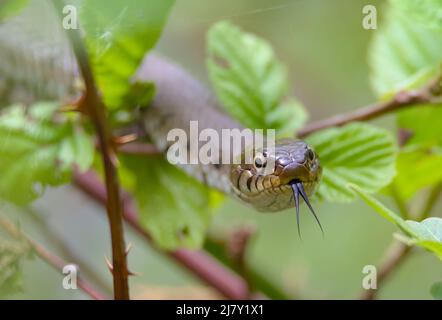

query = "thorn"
(108, 147), (120, 167)
(105, 256), (139, 277)
(114, 134), (138, 146)
(125, 242), (133, 256)
(104, 255), (113, 274)
(58, 104), (79, 113)
(59, 94), (88, 114)
(128, 269), (141, 277)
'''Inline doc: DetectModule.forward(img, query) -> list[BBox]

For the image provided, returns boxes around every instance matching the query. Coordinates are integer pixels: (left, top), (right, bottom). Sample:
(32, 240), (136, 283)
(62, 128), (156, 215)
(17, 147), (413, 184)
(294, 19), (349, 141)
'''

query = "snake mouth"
(289, 180), (323, 238)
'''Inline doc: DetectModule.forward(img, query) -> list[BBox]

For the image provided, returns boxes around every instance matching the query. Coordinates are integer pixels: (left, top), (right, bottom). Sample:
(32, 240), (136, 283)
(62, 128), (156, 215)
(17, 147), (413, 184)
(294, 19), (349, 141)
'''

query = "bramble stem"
(52, 0), (129, 299)
(24, 207), (112, 294)
(73, 170), (252, 300)
(111, 66), (441, 155)
(0, 216), (108, 300)
(297, 75), (442, 137)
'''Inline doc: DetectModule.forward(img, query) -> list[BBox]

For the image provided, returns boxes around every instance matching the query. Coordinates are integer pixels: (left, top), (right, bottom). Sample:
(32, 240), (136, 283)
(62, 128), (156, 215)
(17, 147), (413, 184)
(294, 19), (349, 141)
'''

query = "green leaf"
(407, 217), (442, 242)
(0, 103), (94, 205)
(0, 241), (28, 296)
(406, 218), (442, 259)
(109, 82), (157, 127)
(266, 98), (308, 137)
(120, 155), (217, 249)
(371, 3), (442, 150)
(374, 2), (442, 159)
(306, 123), (397, 202)
(0, 0), (28, 22)
(351, 185), (442, 261)
(397, 106), (442, 147)
(80, 0), (175, 110)
(390, 147), (442, 200)
(369, 3), (442, 97)
(207, 21), (307, 135)
(431, 282), (442, 300)
(391, 0), (442, 30)
(121, 82), (156, 110)
(0, 220), (32, 297)
(349, 184), (413, 234)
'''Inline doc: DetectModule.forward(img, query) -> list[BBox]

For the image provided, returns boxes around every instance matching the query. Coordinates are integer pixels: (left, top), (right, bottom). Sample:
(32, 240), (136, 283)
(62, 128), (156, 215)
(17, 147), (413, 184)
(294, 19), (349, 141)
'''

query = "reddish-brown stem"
(360, 241), (411, 300)
(0, 217), (108, 300)
(297, 76), (442, 138)
(117, 141), (162, 156)
(52, 1), (129, 299)
(73, 170), (250, 300)
(23, 207), (113, 294)
(112, 78), (442, 157)
(31, 239), (109, 300)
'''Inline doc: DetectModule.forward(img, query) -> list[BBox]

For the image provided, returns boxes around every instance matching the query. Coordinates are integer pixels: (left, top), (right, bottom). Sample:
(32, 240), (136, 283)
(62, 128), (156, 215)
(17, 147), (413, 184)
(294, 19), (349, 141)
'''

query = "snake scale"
(0, 1), (323, 233)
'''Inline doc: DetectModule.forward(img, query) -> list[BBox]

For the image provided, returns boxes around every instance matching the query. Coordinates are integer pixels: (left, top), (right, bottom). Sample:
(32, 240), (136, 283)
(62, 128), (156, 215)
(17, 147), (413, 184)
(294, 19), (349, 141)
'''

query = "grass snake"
(0, 2), (323, 234)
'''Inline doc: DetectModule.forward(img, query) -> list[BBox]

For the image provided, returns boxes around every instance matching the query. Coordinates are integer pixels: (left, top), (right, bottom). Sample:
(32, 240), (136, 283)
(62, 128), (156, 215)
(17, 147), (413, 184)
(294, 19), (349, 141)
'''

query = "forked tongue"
(290, 180), (324, 238)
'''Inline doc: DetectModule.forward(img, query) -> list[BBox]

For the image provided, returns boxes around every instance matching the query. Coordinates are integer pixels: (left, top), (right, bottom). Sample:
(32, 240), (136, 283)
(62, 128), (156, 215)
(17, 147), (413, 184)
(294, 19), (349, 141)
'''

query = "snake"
(0, 1), (323, 234)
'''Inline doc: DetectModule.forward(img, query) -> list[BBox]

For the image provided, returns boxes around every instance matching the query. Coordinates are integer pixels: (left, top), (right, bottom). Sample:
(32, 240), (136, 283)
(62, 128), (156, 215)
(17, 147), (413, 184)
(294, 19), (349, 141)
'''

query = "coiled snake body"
(0, 3), (323, 232)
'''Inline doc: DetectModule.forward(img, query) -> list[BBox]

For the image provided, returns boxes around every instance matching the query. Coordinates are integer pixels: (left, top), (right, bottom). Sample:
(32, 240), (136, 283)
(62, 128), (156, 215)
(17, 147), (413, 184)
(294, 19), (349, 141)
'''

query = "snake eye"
(306, 148), (315, 161)
(254, 154), (267, 169)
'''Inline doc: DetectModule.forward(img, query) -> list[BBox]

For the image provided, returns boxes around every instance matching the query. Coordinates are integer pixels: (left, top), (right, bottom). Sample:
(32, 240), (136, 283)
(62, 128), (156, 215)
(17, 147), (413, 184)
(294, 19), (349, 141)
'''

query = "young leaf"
(397, 106), (442, 148)
(207, 21), (307, 135)
(406, 218), (442, 259)
(350, 185), (442, 261)
(391, 0), (442, 30)
(349, 184), (413, 234)
(431, 282), (442, 300)
(390, 148), (442, 200)
(0, 103), (94, 205)
(369, 3), (442, 97)
(407, 218), (442, 242)
(109, 82), (157, 127)
(0, 220), (31, 297)
(120, 155), (217, 249)
(0, 241), (28, 296)
(80, 0), (175, 110)
(306, 123), (397, 202)
(370, 2), (442, 153)
(121, 82), (156, 111)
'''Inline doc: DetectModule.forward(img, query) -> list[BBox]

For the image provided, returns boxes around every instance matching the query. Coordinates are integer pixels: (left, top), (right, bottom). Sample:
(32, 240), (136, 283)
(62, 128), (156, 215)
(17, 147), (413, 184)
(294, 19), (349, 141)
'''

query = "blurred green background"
(5, 0), (441, 299)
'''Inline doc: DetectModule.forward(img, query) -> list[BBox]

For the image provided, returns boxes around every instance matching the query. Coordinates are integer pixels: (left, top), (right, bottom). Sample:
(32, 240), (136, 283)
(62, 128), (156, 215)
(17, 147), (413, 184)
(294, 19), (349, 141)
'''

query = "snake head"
(231, 138), (322, 235)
